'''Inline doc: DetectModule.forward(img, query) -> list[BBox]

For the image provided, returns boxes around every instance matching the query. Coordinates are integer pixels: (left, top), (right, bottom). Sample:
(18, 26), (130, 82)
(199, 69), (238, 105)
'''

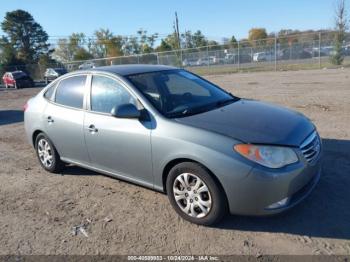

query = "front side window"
(90, 75), (137, 114)
(126, 70), (236, 118)
(55, 75), (86, 109)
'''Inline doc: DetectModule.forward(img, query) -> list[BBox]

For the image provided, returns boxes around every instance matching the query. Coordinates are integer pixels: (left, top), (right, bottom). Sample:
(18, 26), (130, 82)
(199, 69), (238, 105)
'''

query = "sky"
(0, 0), (337, 42)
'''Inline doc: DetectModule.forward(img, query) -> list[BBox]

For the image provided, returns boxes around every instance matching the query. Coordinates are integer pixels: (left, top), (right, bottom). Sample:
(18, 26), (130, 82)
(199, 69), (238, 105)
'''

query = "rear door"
(43, 74), (90, 165)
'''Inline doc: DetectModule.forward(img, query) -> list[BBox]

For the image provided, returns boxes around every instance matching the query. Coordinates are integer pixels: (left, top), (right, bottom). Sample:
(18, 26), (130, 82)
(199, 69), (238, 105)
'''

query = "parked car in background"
(2, 71), (34, 89)
(280, 49), (313, 60)
(253, 52), (274, 62)
(44, 68), (67, 84)
(78, 62), (95, 70)
(182, 59), (199, 67)
(24, 65), (322, 226)
(224, 53), (252, 64)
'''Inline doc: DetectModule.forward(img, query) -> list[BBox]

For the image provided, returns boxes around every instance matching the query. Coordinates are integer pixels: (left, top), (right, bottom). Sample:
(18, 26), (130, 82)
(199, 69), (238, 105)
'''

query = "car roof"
(91, 64), (178, 76)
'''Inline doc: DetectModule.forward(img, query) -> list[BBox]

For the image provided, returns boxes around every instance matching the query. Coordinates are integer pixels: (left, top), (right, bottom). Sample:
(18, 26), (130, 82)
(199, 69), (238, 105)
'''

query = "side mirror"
(111, 103), (141, 119)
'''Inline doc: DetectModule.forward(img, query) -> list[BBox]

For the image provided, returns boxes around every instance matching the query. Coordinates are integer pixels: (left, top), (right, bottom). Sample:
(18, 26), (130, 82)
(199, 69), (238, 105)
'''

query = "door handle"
(47, 116), (54, 123)
(87, 124), (98, 133)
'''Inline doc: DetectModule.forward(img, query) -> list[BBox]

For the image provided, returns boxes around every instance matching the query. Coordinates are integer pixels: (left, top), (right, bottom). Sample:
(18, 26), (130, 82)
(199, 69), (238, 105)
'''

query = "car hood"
(175, 99), (314, 146)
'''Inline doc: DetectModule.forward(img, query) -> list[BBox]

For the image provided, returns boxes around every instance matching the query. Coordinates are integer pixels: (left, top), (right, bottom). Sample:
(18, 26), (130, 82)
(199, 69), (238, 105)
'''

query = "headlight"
(234, 144), (298, 168)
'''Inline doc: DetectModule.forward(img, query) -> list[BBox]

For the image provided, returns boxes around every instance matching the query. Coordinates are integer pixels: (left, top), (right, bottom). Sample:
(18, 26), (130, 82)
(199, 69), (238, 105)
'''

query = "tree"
(230, 35), (238, 48)
(248, 28), (268, 46)
(155, 39), (173, 52)
(1, 9), (50, 63)
(181, 30), (194, 49)
(0, 36), (25, 76)
(278, 29), (299, 46)
(156, 33), (178, 51)
(91, 29), (123, 58)
(331, 0), (348, 65)
(53, 33), (93, 62)
(192, 30), (208, 48)
(136, 29), (158, 53)
(73, 48), (93, 60)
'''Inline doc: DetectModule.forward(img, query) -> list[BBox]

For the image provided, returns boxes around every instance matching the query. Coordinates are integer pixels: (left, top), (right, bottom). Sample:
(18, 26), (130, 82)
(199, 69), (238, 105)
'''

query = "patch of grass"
(186, 57), (350, 75)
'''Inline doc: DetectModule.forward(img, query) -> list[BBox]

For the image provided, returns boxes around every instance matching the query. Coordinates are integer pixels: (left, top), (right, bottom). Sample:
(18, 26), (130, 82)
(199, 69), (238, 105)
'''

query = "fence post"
(207, 45), (210, 68)
(237, 40), (240, 70)
(156, 52), (160, 64)
(319, 32), (321, 69)
(274, 34), (277, 71)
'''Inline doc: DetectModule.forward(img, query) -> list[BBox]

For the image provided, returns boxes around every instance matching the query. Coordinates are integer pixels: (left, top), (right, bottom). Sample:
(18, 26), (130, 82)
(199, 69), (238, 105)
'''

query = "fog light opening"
(266, 197), (290, 210)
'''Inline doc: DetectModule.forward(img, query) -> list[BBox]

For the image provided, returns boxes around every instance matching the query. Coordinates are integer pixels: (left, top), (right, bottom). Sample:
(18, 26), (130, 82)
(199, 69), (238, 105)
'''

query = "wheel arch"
(162, 158), (228, 202)
(32, 130), (44, 147)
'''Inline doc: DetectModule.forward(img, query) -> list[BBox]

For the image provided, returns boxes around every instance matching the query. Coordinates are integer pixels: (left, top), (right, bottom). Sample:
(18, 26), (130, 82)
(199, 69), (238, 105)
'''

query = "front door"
(84, 74), (153, 186)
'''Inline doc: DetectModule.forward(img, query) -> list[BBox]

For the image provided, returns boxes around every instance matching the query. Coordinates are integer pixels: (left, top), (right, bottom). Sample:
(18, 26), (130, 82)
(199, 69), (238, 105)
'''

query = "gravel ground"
(0, 68), (349, 255)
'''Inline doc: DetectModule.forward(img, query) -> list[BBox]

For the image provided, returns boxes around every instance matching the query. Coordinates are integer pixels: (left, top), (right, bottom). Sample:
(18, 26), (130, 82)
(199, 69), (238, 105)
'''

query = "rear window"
(55, 75), (86, 109)
(12, 71), (27, 79)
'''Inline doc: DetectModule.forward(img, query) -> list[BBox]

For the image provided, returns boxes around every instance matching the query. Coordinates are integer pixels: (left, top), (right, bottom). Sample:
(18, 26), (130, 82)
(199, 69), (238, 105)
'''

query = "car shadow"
(0, 110), (24, 125)
(216, 138), (350, 240)
(60, 164), (99, 176)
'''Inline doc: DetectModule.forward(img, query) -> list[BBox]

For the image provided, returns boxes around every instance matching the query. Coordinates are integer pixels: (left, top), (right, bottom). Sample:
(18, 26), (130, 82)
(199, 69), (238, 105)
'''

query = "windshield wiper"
(215, 97), (240, 108)
(167, 104), (213, 118)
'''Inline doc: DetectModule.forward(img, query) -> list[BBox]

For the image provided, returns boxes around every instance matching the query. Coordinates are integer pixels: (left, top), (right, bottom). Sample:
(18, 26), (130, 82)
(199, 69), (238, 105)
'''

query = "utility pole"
(175, 12), (180, 50)
(174, 12), (182, 66)
(274, 33), (277, 71)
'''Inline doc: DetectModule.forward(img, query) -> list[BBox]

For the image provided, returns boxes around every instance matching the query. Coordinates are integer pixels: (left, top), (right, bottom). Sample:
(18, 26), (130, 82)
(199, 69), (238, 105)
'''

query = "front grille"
(300, 131), (321, 164)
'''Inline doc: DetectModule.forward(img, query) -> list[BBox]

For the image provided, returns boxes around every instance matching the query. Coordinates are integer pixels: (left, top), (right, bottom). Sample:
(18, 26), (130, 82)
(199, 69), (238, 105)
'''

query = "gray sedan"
(24, 65), (322, 225)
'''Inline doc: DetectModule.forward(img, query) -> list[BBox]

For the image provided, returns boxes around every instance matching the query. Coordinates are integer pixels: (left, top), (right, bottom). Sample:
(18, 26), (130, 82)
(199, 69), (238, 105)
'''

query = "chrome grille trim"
(300, 131), (321, 164)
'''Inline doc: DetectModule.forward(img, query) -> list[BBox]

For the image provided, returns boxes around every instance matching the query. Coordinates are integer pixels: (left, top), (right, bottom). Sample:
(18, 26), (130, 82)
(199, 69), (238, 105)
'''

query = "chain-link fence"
(1, 31), (350, 82)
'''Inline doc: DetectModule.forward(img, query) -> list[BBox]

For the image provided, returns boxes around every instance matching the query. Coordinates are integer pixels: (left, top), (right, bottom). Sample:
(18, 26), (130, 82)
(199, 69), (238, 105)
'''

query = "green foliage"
(1, 9), (50, 63)
(330, 0), (348, 65)
(155, 39), (173, 52)
(73, 48), (93, 61)
(90, 29), (123, 57)
(192, 30), (208, 48)
(230, 36), (238, 48)
(54, 33), (93, 62)
(248, 28), (268, 46)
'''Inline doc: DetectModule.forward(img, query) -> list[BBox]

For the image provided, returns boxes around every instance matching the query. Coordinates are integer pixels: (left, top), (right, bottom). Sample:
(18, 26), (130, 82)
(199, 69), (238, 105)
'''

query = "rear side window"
(55, 75), (86, 109)
(44, 82), (57, 101)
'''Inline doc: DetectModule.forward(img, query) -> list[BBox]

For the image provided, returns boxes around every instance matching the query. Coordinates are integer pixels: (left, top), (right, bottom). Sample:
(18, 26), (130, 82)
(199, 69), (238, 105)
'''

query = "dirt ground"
(0, 68), (350, 256)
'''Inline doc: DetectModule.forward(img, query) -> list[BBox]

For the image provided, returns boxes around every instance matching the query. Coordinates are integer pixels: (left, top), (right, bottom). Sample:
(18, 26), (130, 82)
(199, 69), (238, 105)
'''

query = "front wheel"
(166, 162), (227, 225)
(35, 133), (64, 173)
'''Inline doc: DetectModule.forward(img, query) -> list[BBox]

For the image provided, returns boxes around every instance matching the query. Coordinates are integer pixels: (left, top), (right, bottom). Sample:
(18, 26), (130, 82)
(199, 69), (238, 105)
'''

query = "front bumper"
(224, 155), (322, 216)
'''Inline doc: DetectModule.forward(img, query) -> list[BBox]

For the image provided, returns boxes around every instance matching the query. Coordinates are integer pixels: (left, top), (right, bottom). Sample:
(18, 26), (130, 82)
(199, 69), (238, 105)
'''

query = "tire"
(35, 133), (64, 173)
(166, 162), (227, 225)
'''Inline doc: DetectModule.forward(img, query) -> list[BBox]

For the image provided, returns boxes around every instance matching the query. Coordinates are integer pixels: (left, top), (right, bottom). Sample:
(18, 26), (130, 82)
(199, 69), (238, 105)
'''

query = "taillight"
(23, 102), (28, 112)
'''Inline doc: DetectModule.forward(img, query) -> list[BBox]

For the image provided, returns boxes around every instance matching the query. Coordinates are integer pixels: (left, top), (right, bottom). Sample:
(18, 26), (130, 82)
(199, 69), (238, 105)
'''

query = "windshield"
(126, 69), (238, 118)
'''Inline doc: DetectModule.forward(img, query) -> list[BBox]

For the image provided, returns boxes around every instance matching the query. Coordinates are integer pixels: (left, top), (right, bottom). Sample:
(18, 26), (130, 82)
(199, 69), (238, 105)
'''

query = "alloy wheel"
(37, 138), (53, 168)
(173, 173), (212, 218)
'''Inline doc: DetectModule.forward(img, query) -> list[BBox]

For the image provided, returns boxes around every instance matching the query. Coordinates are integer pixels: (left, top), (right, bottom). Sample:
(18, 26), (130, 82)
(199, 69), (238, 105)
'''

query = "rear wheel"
(35, 133), (64, 173)
(166, 162), (227, 225)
